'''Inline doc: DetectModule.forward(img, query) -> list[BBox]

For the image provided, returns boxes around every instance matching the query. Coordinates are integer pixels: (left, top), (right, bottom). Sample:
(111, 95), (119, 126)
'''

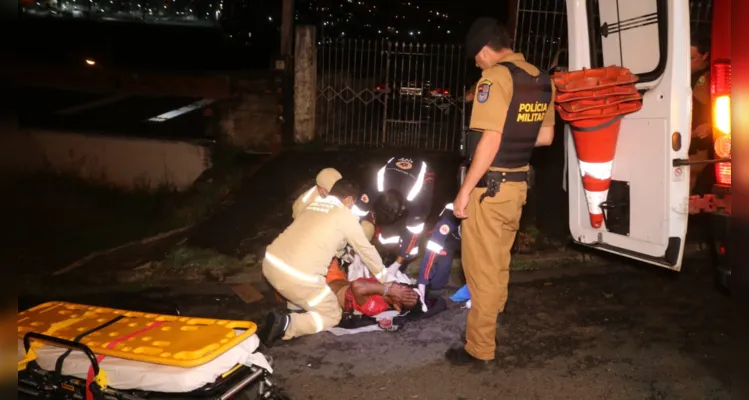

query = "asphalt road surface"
(156, 254), (729, 400)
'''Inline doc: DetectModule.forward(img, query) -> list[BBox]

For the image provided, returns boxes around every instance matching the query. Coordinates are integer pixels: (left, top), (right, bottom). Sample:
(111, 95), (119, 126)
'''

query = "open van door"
(564, 0), (692, 270)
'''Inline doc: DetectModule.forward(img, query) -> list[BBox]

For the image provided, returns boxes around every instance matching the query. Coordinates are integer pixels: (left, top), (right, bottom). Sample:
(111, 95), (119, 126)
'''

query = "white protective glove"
(386, 261), (402, 277)
(417, 283), (426, 299)
(415, 287), (428, 313)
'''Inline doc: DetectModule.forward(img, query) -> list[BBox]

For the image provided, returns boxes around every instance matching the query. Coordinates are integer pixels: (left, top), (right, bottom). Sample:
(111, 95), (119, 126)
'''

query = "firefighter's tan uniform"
(291, 168), (342, 220)
(461, 53), (555, 360)
(263, 195), (388, 339)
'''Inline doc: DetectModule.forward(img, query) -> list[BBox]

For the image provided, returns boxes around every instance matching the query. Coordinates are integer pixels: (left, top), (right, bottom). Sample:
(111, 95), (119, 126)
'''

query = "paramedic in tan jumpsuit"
(447, 17), (555, 366)
(291, 168), (342, 219)
(259, 179), (390, 347)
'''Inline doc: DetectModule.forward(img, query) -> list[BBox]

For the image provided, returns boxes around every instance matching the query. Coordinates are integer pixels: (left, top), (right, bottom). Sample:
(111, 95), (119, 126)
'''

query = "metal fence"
(512, 0), (569, 71)
(689, 0), (713, 34)
(314, 1), (713, 150)
(316, 39), (467, 151)
(512, 0), (714, 70)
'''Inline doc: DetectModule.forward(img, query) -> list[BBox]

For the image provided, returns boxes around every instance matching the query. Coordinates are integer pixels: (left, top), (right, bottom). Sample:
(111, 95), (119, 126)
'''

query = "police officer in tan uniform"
(447, 18), (555, 366)
(291, 168), (342, 219)
(259, 179), (390, 347)
(688, 33), (715, 195)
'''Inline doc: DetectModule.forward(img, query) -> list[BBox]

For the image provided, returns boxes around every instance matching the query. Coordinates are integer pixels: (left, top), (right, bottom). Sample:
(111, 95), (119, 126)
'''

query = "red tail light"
(710, 62), (731, 97)
(711, 61), (731, 186)
(430, 88), (449, 96)
(715, 162), (731, 186)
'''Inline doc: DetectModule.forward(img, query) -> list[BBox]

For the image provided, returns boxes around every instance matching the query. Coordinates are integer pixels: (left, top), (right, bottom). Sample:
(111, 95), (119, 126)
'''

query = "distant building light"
(378, 30), (381, 33)
(447, 30), (451, 34)
(85, 59), (95, 66)
(268, 16), (272, 21)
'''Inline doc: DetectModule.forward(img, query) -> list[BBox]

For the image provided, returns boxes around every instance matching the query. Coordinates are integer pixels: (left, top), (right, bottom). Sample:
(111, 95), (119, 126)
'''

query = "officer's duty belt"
(475, 171), (528, 187)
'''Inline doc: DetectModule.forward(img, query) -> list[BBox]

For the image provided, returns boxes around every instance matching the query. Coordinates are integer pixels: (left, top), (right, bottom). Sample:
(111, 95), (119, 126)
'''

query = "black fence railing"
(316, 39), (468, 151)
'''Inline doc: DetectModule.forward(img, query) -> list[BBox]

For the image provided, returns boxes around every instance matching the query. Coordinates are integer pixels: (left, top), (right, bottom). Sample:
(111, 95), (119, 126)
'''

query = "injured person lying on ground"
(326, 257), (448, 335)
(326, 258), (416, 327)
(265, 256), (449, 340)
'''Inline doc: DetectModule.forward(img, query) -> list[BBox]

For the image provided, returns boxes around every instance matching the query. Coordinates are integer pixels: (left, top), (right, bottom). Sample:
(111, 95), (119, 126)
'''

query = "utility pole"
(507, 0), (519, 49)
(281, 0), (294, 57)
(278, 0), (295, 147)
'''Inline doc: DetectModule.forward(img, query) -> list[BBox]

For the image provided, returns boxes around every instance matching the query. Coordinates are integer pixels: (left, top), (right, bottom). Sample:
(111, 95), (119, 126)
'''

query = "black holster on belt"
(476, 167), (533, 203)
(478, 171), (501, 203)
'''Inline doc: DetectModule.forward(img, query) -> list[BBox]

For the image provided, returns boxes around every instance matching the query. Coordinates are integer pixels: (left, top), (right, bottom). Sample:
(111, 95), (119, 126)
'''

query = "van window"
(585, 0), (668, 83)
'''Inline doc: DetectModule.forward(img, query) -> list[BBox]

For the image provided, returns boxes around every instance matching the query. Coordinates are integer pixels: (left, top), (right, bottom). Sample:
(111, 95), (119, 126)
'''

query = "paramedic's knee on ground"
(262, 259), (342, 339)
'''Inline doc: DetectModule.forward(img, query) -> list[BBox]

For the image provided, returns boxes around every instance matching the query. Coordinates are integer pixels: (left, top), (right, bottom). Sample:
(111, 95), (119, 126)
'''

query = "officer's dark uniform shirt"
(417, 203), (461, 289)
(689, 68), (713, 156)
(352, 157), (435, 259)
(692, 68), (712, 128)
(467, 53), (555, 167)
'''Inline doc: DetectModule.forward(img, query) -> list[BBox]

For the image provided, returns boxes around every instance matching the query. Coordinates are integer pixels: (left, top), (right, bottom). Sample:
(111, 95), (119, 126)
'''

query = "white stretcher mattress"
(18, 332), (272, 393)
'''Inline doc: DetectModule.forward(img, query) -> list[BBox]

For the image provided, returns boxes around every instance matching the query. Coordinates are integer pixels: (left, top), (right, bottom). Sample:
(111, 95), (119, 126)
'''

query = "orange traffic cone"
(569, 116), (622, 229)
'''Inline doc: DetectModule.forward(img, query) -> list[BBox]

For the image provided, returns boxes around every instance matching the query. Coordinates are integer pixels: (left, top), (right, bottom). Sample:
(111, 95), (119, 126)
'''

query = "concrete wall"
(217, 92), (282, 152)
(0, 129), (211, 191)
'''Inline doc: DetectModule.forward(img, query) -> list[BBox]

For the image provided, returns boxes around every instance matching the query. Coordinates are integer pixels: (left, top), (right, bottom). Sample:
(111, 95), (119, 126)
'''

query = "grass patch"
(159, 245), (246, 275)
(115, 245), (247, 284)
(18, 245), (250, 298)
(5, 144), (246, 272)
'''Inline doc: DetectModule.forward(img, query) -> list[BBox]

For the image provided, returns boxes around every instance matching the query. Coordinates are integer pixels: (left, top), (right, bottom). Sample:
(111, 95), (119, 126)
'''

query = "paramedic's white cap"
(316, 168), (342, 192)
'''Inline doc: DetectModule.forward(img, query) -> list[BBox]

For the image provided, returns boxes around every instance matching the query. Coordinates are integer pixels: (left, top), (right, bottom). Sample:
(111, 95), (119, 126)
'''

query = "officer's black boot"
(445, 347), (492, 368)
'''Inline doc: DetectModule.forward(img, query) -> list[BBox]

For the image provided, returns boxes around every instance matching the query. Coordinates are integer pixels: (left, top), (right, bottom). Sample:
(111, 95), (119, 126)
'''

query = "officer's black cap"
(465, 17), (499, 59)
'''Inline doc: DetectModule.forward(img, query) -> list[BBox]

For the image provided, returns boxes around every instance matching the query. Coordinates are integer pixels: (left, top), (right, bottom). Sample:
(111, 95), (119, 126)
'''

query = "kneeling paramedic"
(260, 179), (389, 347)
(352, 156), (435, 278)
(417, 203), (461, 297)
(447, 17), (555, 366)
(291, 168), (342, 219)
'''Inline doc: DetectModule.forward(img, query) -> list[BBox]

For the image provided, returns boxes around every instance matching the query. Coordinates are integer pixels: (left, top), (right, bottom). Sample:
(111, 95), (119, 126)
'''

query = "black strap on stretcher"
(52, 315), (125, 380)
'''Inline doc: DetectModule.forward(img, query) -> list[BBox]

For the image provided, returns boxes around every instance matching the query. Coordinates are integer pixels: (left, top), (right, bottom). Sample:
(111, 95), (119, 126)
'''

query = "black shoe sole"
(259, 312), (282, 348)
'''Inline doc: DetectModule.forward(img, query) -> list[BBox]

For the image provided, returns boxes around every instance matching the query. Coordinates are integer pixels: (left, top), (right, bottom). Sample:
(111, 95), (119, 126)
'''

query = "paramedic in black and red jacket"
(352, 156), (435, 280)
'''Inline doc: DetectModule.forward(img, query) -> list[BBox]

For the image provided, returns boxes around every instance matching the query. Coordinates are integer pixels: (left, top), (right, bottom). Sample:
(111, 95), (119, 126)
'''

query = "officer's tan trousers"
(262, 260), (342, 340)
(461, 179), (527, 360)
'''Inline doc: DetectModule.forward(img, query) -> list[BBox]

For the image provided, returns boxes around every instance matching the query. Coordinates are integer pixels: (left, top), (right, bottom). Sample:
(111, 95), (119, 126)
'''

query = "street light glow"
(85, 59), (96, 66)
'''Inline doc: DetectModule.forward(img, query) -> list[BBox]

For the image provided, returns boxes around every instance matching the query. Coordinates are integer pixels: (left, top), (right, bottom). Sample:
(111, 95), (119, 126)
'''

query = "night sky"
(18, 0), (512, 71)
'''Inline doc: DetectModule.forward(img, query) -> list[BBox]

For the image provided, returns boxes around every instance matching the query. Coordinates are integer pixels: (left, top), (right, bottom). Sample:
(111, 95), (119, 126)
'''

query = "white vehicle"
(563, 0), (732, 283)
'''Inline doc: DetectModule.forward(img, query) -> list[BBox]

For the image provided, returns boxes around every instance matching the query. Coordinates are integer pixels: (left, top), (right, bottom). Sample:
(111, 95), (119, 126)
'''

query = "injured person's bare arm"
(350, 280), (418, 312)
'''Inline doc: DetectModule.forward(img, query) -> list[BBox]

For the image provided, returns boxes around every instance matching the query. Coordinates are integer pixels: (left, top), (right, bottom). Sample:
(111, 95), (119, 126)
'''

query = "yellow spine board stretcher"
(18, 301), (257, 371)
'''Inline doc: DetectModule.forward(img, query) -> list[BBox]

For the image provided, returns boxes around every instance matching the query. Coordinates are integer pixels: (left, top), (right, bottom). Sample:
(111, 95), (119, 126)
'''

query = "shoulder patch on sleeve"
(439, 224), (450, 235)
(477, 78), (492, 103)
